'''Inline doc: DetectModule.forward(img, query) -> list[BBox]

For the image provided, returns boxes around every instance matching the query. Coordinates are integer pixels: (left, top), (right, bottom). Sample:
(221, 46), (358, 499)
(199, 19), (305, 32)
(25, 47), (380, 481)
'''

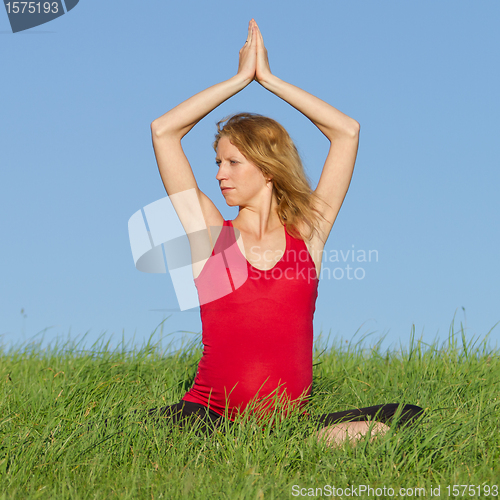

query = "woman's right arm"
(151, 75), (251, 232)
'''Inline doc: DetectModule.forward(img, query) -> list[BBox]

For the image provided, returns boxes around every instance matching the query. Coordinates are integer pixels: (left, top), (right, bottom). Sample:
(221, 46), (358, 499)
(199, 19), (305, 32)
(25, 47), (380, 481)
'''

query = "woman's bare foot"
(316, 421), (390, 447)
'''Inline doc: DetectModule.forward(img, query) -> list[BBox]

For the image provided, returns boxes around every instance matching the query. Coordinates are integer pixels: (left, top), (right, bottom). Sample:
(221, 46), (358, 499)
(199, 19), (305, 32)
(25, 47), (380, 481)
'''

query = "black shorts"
(145, 400), (423, 434)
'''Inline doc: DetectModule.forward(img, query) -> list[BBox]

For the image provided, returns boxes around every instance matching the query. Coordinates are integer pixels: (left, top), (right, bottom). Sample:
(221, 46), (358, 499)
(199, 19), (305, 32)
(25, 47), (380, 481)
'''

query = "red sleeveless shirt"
(182, 219), (319, 420)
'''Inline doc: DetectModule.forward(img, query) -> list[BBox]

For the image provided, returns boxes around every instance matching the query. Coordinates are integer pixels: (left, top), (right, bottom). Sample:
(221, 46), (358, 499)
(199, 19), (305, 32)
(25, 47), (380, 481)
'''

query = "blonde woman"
(150, 19), (422, 446)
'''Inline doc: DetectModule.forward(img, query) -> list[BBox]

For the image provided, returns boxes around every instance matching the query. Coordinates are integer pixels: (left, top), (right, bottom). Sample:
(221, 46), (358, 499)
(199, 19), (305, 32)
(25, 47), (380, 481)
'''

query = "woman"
(150, 19), (422, 446)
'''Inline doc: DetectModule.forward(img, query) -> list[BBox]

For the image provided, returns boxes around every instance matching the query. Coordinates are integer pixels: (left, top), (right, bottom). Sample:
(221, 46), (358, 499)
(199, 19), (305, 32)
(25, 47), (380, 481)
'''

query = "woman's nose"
(216, 166), (227, 180)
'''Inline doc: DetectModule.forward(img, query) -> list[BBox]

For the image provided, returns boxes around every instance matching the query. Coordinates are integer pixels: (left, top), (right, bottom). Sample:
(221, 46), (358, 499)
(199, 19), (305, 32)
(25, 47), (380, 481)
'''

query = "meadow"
(1, 321), (499, 499)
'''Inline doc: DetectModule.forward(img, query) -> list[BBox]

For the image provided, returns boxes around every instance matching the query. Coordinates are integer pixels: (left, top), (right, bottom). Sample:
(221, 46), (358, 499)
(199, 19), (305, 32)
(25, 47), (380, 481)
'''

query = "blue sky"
(1, 1), (499, 352)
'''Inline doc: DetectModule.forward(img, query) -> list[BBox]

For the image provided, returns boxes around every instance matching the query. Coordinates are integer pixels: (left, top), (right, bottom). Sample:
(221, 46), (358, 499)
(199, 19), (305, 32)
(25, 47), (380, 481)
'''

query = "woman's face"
(215, 136), (270, 207)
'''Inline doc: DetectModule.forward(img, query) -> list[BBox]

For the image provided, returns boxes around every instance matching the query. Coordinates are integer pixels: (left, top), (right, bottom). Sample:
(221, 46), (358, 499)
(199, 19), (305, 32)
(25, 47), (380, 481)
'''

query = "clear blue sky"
(1, 1), (499, 352)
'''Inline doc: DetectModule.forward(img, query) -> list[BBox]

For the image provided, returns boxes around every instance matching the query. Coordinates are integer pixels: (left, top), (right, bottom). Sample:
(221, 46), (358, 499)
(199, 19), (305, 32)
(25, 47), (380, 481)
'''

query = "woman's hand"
(254, 20), (273, 84)
(237, 19), (257, 82)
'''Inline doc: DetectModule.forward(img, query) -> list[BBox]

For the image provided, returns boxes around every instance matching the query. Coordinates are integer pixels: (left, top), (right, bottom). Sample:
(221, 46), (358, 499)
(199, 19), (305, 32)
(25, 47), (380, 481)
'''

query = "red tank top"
(182, 219), (319, 420)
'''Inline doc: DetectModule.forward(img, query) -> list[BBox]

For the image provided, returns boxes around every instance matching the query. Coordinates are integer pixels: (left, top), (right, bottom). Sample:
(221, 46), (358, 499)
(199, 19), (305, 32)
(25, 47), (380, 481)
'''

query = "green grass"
(1, 321), (499, 499)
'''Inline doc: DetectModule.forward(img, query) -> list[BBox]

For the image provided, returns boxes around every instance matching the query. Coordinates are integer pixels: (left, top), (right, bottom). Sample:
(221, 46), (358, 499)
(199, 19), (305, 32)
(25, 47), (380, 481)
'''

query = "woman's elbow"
(151, 119), (170, 138)
(151, 119), (161, 137)
(331, 119), (360, 140)
(151, 119), (177, 139)
(349, 119), (360, 138)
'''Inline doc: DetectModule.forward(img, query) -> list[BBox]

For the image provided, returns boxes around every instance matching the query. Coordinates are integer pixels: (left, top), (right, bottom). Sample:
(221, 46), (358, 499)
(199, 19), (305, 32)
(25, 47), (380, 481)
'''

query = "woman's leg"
(147, 400), (228, 435)
(312, 403), (423, 447)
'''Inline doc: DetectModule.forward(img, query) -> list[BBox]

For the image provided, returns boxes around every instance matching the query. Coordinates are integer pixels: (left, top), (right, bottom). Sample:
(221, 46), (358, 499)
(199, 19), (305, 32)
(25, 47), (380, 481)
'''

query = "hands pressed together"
(238, 19), (272, 84)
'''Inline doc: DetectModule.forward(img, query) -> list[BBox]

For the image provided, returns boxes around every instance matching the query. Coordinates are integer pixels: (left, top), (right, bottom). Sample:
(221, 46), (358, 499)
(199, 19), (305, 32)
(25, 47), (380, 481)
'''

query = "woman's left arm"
(254, 20), (360, 242)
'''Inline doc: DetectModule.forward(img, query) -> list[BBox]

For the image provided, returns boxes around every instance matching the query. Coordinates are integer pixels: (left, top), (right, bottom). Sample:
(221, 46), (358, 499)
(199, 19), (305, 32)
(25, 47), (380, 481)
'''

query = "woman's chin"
(223, 197), (238, 207)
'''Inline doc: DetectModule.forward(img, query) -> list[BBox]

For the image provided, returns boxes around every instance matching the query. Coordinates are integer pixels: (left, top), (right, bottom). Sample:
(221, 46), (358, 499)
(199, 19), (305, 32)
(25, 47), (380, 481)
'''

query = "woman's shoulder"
(289, 217), (326, 277)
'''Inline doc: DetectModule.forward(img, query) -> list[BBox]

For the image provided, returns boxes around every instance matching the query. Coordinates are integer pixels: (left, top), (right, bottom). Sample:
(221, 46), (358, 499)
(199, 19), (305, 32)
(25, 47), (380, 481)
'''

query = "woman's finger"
(255, 20), (265, 45)
(237, 20), (257, 81)
(241, 21), (252, 52)
(246, 19), (252, 44)
(247, 19), (257, 44)
(254, 20), (272, 82)
(254, 21), (263, 52)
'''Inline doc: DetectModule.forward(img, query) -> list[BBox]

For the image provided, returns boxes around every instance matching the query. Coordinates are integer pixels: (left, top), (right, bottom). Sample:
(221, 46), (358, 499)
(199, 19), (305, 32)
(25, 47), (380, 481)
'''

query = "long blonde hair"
(213, 113), (328, 242)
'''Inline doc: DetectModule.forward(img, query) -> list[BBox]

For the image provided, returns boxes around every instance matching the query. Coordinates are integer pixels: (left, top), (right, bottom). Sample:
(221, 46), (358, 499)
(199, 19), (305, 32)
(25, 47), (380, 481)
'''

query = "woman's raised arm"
(253, 20), (360, 244)
(148, 20), (259, 276)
